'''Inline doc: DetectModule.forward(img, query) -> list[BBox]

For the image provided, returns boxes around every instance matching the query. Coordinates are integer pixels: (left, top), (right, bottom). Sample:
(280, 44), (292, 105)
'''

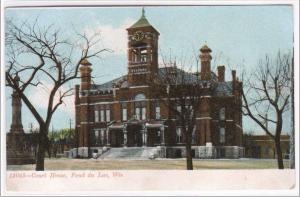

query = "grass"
(7, 158), (291, 170)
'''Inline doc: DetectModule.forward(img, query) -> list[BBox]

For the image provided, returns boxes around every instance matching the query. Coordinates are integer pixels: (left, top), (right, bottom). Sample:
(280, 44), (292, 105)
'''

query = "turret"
(199, 44), (212, 80)
(79, 59), (92, 91)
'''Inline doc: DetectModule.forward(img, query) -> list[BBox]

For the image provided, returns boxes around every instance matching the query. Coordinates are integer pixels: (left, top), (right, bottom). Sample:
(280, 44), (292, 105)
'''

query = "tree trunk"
(275, 137), (284, 169)
(185, 142), (193, 170)
(185, 127), (193, 170)
(35, 126), (47, 171)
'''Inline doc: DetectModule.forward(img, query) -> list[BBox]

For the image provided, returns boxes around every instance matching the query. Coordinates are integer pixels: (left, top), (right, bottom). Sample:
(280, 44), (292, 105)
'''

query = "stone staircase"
(98, 147), (160, 160)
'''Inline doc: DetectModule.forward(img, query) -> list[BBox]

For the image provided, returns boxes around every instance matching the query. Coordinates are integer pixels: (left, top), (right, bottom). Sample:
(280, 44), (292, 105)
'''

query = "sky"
(4, 5), (294, 134)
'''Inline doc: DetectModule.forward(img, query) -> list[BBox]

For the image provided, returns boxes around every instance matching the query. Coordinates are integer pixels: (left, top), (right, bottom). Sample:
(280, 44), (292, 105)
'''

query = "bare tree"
(5, 18), (108, 171)
(242, 52), (292, 169)
(151, 56), (210, 170)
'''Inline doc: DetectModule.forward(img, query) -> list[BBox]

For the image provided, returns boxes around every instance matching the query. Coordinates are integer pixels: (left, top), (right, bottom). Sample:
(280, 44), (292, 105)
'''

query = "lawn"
(7, 158), (291, 170)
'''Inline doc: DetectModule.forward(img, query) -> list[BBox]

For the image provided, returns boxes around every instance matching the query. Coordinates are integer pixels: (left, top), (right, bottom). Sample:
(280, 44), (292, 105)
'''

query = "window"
(219, 127), (225, 143)
(142, 107), (146, 120)
(135, 93), (146, 100)
(95, 130), (99, 138)
(176, 127), (183, 143)
(95, 130), (100, 145)
(219, 108), (225, 120)
(122, 108), (127, 121)
(135, 108), (140, 120)
(155, 106), (160, 119)
(141, 49), (147, 63)
(134, 93), (146, 120)
(100, 110), (105, 122)
(176, 106), (182, 113)
(192, 126), (196, 144)
(106, 109), (110, 122)
(94, 110), (99, 122)
(100, 129), (105, 145)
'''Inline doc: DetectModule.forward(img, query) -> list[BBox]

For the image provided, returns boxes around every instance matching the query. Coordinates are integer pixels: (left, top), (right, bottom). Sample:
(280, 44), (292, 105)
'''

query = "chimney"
(232, 70), (236, 95)
(199, 43), (212, 80)
(217, 65), (225, 82)
(79, 59), (92, 91)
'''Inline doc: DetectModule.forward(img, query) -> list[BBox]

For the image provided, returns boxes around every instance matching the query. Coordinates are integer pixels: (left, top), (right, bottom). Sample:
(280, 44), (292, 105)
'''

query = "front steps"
(98, 147), (162, 160)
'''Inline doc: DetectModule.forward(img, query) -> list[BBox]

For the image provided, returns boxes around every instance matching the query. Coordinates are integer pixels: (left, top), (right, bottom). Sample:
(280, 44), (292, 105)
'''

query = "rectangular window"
(106, 109), (110, 122)
(135, 108), (140, 120)
(192, 126), (196, 144)
(142, 107), (146, 120)
(219, 108), (226, 120)
(176, 127), (182, 143)
(95, 130), (99, 138)
(100, 129), (105, 145)
(100, 110), (105, 122)
(94, 110), (99, 122)
(219, 127), (225, 143)
(122, 108), (127, 121)
(155, 106), (160, 119)
(176, 106), (182, 112)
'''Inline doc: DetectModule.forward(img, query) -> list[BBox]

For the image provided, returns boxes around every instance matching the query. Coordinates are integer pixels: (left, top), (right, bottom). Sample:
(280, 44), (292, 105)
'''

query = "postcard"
(1, 0), (299, 196)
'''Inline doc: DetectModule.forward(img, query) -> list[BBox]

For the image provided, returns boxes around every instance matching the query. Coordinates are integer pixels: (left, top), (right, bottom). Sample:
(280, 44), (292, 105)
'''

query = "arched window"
(219, 107), (225, 120)
(135, 93), (146, 100)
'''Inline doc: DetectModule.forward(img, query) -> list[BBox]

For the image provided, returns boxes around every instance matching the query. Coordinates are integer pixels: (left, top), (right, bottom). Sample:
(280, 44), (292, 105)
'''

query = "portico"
(106, 121), (166, 148)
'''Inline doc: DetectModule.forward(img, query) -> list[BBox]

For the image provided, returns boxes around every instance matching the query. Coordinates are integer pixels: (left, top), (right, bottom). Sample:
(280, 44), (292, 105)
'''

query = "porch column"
(123, 124), (127, 147)
(160, 125), (165, 145)
(106, 127), (110, 147)
(145, 126), (148, 147)
(142, 124), (147, 147)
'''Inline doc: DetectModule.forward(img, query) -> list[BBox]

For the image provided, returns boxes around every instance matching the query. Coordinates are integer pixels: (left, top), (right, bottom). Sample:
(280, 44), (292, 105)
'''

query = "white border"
(1, 0), (299, 196)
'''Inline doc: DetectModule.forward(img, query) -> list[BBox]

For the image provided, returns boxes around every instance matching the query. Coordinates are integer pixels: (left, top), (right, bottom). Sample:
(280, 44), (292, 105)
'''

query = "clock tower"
(126, 8), (160, 86)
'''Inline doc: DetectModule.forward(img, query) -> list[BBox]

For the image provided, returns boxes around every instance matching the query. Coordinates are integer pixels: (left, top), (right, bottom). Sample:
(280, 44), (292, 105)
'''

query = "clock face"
(133, 31), (144, 41)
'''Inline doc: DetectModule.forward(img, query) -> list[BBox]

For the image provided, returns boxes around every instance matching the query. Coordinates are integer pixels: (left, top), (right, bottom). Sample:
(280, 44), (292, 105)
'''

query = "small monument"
(6, 75), (35, 165)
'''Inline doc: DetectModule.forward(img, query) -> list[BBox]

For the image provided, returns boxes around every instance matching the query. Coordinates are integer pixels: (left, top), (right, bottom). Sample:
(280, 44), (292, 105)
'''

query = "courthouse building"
(74, 9), (244, 159)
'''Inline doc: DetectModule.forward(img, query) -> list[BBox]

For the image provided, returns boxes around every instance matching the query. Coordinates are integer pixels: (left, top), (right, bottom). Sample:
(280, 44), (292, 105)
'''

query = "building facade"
(74, 10), (244, 159)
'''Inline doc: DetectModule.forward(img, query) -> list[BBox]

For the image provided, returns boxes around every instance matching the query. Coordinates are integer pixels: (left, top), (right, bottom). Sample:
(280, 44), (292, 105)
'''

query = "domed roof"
(200, 44), (212, 53)
(80, 58), (92, 66)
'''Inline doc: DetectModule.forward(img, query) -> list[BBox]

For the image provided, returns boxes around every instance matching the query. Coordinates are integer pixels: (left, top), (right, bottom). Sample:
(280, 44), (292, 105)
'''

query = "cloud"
(84, 19), (135, 56)
(28, 82), (75, 117)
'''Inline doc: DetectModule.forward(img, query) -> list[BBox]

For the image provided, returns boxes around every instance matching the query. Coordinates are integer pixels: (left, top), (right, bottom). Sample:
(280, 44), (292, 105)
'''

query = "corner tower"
(199, 44), (212, 80)
(126, 8), (160, 86)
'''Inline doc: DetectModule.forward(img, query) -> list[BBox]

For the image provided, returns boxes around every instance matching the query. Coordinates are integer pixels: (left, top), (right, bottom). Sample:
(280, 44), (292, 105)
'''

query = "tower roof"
(80, 58), (92, 66)
(200, 44), (212, 53)
(129, 8), (154, 29)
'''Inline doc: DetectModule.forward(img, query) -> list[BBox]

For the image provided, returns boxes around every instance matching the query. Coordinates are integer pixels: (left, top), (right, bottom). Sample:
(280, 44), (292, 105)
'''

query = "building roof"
(92, 67), (233, 97)
(213, 81), (233, 96)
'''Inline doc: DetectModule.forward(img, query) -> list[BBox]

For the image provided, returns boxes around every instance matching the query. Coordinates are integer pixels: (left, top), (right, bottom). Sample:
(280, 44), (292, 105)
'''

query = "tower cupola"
(126, 8), (160, 86)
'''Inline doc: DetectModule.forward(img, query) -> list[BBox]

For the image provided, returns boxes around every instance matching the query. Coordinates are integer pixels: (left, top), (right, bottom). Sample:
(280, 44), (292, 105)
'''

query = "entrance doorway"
(127, 124), (143, 147)
(110, 130), (123, 147)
